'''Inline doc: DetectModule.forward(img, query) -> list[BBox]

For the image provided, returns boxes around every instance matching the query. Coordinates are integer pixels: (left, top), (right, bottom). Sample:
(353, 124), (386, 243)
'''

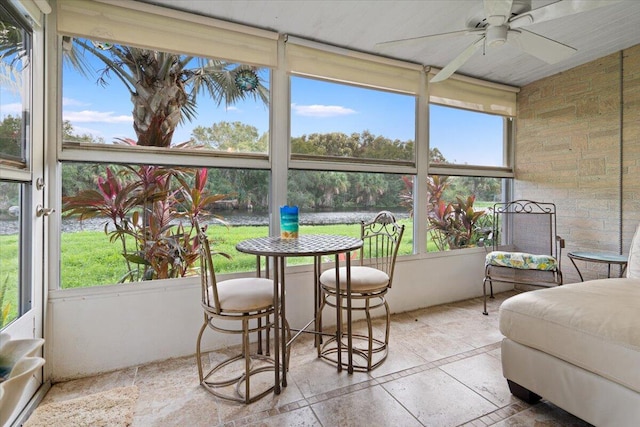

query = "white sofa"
(0, 333), (45, 426)
(499, 226), (640, 426)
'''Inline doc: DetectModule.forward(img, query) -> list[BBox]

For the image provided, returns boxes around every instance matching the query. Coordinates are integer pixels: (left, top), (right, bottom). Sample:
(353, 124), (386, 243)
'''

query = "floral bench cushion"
(486, 251), (558, 271)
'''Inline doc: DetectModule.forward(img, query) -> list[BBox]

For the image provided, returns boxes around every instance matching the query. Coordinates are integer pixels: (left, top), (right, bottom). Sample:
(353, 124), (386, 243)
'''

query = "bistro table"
(236, 234), (363, 394)
(568, 251), (628, 282)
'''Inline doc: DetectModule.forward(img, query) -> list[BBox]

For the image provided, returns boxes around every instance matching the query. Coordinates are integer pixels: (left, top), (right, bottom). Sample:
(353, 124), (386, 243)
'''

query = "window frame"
(54, 3), (277, 289)
(50, 0), (518, 291)
(0, 0), (36, 327)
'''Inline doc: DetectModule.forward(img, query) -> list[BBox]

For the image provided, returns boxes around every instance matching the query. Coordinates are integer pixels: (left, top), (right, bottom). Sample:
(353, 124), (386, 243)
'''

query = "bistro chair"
(195, 221), (288, 404)
(483, 200), (564, 315)
(318, 211), (405, 371)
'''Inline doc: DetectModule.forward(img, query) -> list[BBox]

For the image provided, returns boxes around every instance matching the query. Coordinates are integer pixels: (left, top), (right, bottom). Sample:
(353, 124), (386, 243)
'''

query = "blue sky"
(2, 46), (504, 166)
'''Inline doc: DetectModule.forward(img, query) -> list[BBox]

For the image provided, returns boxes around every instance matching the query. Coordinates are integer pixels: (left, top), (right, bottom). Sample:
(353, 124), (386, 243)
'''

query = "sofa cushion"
(499, 278), (640, 394)
(627, 223), (640, 279)
(486, 251), (558, 271)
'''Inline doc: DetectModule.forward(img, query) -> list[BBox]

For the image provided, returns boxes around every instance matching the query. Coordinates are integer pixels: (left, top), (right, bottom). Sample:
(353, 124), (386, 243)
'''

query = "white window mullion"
(414, 70), (429, 255)
(270, 35), (289, 237)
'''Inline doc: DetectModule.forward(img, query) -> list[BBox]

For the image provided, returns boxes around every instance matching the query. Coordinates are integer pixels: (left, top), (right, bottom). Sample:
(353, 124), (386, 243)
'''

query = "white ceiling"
(139, 0), (640, 87)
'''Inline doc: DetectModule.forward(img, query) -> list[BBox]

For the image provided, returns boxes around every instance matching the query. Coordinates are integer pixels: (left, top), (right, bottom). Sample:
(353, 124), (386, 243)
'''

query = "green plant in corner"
(0, 275), (12, 329)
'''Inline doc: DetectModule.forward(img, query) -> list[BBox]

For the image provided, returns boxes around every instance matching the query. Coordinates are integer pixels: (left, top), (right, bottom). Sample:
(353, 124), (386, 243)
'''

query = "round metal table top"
(236, 234), (363, 257)
(567, 251), (628, 263)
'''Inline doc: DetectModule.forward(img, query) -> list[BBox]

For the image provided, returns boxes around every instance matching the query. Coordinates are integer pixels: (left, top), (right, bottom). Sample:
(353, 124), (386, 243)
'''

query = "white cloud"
(0, 102), (23, 115)
(291, 103), (356, 118)
(62, 97), (90, 107)
(64, 110), (132, 123)
(72, 125), (105, 137)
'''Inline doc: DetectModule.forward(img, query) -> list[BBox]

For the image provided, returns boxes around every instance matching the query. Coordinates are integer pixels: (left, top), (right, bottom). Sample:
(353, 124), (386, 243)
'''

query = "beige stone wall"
(515, 44), (640, 282)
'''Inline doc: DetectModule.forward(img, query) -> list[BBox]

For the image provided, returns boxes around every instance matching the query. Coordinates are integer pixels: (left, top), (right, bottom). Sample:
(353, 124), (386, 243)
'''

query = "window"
(61, 38), (270, 156)
(59, 35), (272, 288)
(0, 182), (31, 327)
(54, 1), (519, 289)
(56, 0), (280, 288)
(290, 77), (415, 166)
(429, 105), (505, 168)
(60, 162), (270, 288)
(427, 105), (513, 251)
(287, 170), (413, 261)
(0, 2), (33, 328)
(426, 175), (505, 252)
(287, 75), (416, 263)
(0, 6), (29, 165)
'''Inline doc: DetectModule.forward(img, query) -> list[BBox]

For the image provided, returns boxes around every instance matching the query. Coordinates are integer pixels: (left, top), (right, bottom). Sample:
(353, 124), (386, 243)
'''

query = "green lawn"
(0, 219), (419, 320)
(0, 234), (19, 327)
(58, 219), (415, 288)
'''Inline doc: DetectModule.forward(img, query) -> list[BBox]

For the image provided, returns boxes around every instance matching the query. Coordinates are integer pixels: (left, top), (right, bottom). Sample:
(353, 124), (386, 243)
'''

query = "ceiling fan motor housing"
(486, 25), (508, 47)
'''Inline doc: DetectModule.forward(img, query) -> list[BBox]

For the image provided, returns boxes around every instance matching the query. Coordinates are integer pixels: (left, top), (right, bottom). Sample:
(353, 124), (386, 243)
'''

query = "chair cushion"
(486, 251), (558, 271)
(319, 266), (389, 293)
(627, 223), (640, 279)
(209, 277), (274, 313)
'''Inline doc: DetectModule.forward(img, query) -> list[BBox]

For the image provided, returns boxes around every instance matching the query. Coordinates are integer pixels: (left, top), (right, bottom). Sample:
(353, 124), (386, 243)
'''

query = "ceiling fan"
(376, 0), (621, 83)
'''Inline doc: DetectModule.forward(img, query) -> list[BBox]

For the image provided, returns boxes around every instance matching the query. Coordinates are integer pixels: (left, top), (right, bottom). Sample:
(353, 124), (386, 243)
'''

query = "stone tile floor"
(37, 291), (592, 426)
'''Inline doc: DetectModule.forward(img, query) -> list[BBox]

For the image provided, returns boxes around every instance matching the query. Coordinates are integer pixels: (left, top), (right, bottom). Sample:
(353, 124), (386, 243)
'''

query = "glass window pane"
(0, 6), (31, 163)
(290, 77), (415, 164)
(0, 181), (27, 328)
(62, 37), (269, 153)
(426, 175), (505, 252)
(286, 170), (413, 265)
(60, 162), (270, 288)
(429, 105), (504, 167)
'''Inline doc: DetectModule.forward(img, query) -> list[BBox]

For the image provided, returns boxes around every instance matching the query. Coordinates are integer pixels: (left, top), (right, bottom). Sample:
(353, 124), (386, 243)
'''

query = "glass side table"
(567, 251), (628, 282)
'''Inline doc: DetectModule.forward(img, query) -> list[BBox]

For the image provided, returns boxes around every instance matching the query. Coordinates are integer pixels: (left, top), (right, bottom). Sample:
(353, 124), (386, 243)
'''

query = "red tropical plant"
(63, 162), (228, 282)
(401, 175), (488, 250)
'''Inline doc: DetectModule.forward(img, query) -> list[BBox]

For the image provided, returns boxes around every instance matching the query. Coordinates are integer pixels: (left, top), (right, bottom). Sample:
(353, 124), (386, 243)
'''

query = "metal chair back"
(359, 211), (405, 288)
(195, 220), (222, 315)
(489, 199), (562, 263)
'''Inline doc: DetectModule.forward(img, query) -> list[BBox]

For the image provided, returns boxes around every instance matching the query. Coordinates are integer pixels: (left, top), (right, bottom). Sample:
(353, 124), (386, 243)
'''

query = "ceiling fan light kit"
(377, 0), (623, 83)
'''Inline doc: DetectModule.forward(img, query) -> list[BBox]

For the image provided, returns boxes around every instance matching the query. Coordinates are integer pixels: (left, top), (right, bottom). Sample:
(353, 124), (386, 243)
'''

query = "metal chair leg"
(196, 320), (208, 382)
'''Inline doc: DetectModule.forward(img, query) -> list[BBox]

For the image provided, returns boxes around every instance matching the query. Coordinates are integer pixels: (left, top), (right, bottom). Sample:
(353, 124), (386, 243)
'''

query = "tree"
(288, 170), (349, 209)
(291, 132), (358, 157)
(59, 121), (108, 197)
(356, 130), (413, 161)
(191, 121), (267, 152)
(0, 114), (21, 158)
(62, 37), (268, 147)
(429, 147), (448, 164)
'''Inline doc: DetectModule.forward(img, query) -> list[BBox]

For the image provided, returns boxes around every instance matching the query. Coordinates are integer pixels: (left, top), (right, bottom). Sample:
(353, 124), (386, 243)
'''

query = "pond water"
(0, 209), (410, 235)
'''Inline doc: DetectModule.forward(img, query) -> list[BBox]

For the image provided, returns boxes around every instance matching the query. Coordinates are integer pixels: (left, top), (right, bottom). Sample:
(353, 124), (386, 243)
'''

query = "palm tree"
(62, 37), (268, 147)
(0, 20), (26, 94)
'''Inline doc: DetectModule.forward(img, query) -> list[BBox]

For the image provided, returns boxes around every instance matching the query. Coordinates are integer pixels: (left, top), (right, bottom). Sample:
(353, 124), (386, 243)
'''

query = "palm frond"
(61, 37), (95, 79)
(70, 38), (137, 92)
(0, 61), (22, 94)
(0, 21), (27, 66)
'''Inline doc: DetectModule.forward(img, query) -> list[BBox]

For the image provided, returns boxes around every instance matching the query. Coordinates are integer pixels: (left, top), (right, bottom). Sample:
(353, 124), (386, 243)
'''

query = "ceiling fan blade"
(484, 0), (514, 25)
(375, 29), (483, 49)
(509, 0), (623, 29)
(508, 29), (576, 64)
(430, 36), (485, 83)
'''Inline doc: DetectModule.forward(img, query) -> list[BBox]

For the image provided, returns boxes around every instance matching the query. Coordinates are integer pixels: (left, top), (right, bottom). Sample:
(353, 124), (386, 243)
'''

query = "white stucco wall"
(46, 248), (510, 381)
